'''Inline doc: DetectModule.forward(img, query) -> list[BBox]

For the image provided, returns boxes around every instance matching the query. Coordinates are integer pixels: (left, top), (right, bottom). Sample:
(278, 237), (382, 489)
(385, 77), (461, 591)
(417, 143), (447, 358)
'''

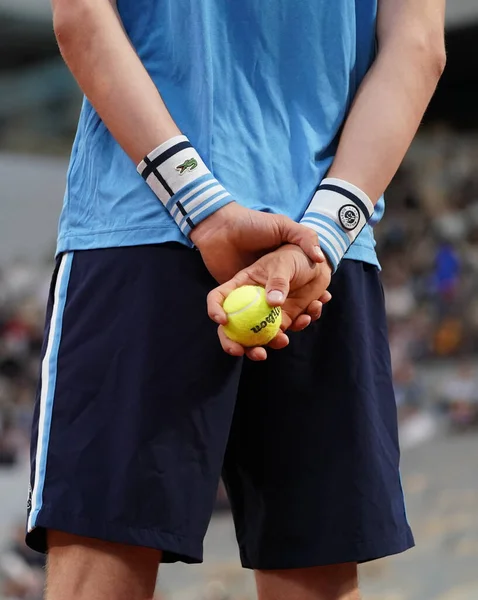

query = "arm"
(52, 0), (179, 164)
(301, 0), (446, 271)
(52, 0), (323, 278)
(208, 0), (446, 356)
(52, 0), (234, 231)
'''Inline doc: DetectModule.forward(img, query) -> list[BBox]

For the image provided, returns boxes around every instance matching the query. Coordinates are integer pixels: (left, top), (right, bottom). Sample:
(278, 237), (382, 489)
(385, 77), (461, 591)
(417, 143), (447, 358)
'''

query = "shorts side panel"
(27, 245), (242, 563)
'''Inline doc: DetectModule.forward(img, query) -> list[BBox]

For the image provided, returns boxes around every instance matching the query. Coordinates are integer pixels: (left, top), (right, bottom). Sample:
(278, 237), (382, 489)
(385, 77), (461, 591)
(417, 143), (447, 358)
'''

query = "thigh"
(223, 260), (414, 570)
(27, 244), (242, 564)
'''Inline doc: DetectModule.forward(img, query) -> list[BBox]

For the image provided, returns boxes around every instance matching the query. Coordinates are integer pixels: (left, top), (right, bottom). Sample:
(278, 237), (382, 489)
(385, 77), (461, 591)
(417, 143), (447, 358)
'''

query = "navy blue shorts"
(26, 244), (414, 569)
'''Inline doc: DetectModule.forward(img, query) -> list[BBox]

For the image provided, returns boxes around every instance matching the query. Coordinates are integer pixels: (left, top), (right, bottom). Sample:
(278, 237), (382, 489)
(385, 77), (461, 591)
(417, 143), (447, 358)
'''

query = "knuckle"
(268, 276), (287, 289)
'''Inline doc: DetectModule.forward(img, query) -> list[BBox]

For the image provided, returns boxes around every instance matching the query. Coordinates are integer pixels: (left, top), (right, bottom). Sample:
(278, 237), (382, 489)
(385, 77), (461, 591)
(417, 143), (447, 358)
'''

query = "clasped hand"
(190, 203), (332, 361)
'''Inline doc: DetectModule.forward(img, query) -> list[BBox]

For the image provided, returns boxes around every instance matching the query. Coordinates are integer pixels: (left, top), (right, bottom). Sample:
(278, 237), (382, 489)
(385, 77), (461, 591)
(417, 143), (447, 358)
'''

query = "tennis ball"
(223, 286), (282, 347)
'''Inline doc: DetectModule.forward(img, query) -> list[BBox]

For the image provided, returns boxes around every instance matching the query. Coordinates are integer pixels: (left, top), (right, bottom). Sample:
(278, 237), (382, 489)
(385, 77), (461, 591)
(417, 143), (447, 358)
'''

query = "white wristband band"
(300, 178), (374, 272)
(137, 135), (233, 237)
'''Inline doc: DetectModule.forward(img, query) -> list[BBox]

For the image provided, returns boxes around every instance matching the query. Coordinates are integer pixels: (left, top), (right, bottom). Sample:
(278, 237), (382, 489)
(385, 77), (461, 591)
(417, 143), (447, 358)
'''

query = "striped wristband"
(300, 178), (374, 272)
(137, 135), (234, 237)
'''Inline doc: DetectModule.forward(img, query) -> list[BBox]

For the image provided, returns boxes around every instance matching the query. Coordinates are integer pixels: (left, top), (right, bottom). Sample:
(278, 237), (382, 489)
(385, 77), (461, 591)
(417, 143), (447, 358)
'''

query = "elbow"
(408, 32), (447, 82)
(435, 48), (447, 79)
(427, 39), (447, 81)
(52, 0), (91, 51)
(380, 29), (447, 84)
(53, 6), (76, 50)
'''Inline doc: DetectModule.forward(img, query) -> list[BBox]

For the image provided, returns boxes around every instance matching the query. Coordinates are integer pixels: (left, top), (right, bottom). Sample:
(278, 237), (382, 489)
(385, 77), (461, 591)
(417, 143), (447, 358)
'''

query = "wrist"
(137, 135), (234, 238)
(189, 202), (239, 247)
(300, 177), (374, 272)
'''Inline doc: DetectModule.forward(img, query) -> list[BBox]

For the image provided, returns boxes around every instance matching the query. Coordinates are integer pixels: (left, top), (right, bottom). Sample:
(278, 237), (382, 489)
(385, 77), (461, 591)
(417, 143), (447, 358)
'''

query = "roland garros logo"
(338, 205), (360, 231)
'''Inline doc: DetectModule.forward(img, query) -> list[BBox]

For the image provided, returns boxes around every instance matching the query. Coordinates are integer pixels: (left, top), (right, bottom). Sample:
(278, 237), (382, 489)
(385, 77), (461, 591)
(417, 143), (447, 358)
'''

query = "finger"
(265, 257), (294, 306)
(218, 325), (268, 361)
(207, 271), (253, 324)
(245, 347), (268, 361)
(279, 311), (293, 332)
(289, 314), (312, 332)
(276, 216), (325, 264)
(217, 326), (245, 357)
(306, 300), (323, 321)
(267, 331), (290, 350)
(319, 291), (332, 304)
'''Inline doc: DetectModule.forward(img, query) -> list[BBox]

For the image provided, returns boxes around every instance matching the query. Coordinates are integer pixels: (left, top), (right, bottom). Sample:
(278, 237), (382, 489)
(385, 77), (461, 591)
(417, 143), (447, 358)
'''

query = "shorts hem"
(26, 506), (204, 564)
(343, 249), (380, 270)
(239, 526), (415, 570)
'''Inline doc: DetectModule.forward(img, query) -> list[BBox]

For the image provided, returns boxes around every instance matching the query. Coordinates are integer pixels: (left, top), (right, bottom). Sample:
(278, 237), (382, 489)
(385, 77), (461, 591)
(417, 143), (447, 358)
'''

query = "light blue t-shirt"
(57, 0), (384, 267)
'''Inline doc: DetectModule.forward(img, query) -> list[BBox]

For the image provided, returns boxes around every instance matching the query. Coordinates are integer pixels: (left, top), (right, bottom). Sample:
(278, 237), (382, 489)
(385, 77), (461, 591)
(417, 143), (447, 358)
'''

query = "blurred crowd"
(0, 262), (49, 470)
(380, 127), (478, 362)
(376, 126), (478, 423)
(0, 526), (44, 600)
(1, 126), (478, 598)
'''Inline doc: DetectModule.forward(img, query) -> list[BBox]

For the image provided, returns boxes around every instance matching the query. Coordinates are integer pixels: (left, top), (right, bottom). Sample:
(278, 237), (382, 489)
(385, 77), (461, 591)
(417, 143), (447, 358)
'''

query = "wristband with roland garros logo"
(137, 135), (234, 237)
(300, 178), (374, 272)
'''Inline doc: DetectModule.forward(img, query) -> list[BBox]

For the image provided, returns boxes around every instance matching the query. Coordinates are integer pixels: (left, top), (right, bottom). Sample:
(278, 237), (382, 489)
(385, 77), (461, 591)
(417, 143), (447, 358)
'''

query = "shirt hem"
(56, 227), (380, 269)
(56, 227), (193, 257)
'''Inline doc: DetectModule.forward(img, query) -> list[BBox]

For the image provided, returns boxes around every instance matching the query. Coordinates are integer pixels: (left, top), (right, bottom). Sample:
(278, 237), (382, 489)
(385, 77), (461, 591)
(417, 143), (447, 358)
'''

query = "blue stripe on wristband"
(173, 200), (195, 231)
(304, 222), (348, 259)
(186, 190), (231, 220)
(302, 213), (350, 250)
(181, 181), (224, 212)
(316, 237), (340, 272)
(167, 174), (216, 213)
(171, 183), (227, 225)
(177, 190), (230, 230)
(301, 221), (343, 268)
(180, 192), (234, 236)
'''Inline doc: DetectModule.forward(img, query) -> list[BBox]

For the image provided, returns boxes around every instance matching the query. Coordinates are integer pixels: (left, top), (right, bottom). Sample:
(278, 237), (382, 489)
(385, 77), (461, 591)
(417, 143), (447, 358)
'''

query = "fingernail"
(213, 314), (222, 323)
(315, 246), (325, 261)
(268, 290), (284, 303)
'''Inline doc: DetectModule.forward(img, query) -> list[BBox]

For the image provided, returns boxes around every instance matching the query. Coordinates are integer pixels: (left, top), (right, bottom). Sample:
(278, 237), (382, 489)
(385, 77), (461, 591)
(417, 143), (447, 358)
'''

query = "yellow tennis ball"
(223, 286), (282, 347)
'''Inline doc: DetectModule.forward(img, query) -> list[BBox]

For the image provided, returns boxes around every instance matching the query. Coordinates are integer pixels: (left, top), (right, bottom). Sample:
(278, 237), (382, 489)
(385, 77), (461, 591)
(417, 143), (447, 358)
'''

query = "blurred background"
(1, 1), (478, 599)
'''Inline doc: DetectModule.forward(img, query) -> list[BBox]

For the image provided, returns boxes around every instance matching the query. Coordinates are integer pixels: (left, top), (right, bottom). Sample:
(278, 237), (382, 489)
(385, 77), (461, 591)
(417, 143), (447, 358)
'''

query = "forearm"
(302, 0), (446, 271)
(53, 0), (234, 235)
(53, 0), (179, 163)
(328, 35), (446, 202)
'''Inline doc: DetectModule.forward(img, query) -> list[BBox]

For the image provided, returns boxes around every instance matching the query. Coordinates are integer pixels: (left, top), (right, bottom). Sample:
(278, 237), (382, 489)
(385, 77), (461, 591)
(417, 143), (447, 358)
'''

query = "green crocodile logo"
(176, 158), (198, 175)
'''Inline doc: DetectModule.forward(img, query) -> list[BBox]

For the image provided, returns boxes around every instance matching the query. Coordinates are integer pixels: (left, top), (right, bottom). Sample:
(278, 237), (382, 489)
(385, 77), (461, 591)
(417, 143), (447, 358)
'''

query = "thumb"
(275, 216), (325, 264)
(265, 263), (292, 307)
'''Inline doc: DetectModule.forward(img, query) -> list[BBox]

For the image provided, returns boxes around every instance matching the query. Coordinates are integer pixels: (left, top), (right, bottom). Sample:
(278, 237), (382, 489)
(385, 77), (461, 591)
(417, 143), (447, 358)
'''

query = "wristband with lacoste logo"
(300, 178), (374, 272)
(137, 135), (234, 236)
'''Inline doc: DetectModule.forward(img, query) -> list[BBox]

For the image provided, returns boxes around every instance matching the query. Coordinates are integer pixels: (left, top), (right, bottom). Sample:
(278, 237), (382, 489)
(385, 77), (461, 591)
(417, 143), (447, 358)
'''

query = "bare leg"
(255, 563), (360, 600)
(46, 530), (162, 600)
